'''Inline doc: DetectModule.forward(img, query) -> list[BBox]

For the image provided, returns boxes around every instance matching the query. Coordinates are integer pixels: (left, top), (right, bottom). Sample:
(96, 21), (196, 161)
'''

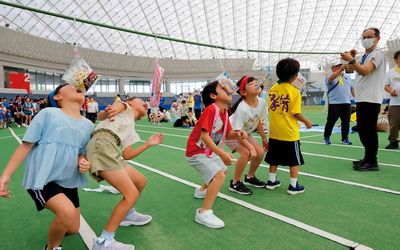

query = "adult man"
(193, 89), (202, 119)
(323, 61), (354, 145)
(87, 97), (98, 123)
(341, 27), (386, 171)
(384, 50), (400, 149)
(159, 92), (166, 111)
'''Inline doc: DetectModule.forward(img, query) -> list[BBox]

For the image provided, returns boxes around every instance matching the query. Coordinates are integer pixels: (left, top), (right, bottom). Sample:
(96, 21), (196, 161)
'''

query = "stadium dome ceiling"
(1, 0), (400, 69)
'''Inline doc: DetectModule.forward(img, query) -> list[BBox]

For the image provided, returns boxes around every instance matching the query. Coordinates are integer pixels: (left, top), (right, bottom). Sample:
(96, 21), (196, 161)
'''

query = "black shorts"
(264, 138), (304, 167)
(27, 182), (80, 211)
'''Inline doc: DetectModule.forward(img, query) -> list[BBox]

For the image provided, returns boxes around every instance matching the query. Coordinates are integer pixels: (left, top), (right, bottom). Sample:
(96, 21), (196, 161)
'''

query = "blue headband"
(49, 90), (59, 108)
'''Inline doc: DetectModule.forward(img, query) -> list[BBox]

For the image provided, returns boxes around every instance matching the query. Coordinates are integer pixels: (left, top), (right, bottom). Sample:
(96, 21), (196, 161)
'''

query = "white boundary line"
(8, 128), (95, 249)
(138, 139), (400, 195)
(127, 160), (372, 250)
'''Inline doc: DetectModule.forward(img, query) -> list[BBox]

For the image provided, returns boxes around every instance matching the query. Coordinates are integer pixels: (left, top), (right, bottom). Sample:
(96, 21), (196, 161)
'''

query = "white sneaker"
(194, 187), (206, 198)
(195, 209), (225, 229)
(119, 210), (152, 226)
(92, 238), (134, 250)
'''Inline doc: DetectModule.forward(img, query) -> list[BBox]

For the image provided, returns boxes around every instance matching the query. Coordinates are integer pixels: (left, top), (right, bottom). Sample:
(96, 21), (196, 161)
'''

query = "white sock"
(290, 178), (298, 187)
(269, 173), (276, 182)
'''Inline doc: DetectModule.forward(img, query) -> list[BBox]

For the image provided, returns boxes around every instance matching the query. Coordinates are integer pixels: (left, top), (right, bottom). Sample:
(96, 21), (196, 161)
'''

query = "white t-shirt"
(95, 102), (140, 149)
(229, 97), (268, 134)
(87, 102), (98, 113)
(385, 67), (400, 106)
(355, 48), (386, 104)
(170, 105), (181, 119)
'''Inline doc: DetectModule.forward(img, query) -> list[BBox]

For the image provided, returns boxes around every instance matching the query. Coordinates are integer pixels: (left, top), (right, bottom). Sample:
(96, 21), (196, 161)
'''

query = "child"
(171, 101), (183, 127)
(22, 97), (34, 127)
(159, 108), (172, 122)
(180, 100), (189, 128)
(187, 111), (197, 127)
(186, 80), (246, 228)
(150, 104), (160, 125)
(87, 97), (164, 249)
(0, 84), (94, 250)
(225, 76), (268, 195)
(264, 58), (313, 195)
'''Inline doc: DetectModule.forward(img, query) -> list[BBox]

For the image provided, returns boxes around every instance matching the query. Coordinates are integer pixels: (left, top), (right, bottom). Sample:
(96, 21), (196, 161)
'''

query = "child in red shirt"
(186, 80), (246, 229)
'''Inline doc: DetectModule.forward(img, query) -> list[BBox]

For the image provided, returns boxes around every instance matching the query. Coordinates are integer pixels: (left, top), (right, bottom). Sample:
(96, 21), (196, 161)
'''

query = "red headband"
(239, 75), (251, 95)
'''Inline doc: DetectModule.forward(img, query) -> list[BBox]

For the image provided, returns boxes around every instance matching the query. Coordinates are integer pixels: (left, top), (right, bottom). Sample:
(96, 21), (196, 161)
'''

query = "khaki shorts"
(225, 133), (257, 153)
(86, 129), (127, 182)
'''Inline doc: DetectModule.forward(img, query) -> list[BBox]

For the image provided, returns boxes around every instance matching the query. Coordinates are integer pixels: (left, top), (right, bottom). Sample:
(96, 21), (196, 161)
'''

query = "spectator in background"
(87, 98), (99, 123)
(114, 93), (121, 103)
(22, 97), (34, 127)
(187, 92), (194, 112)
(193, 89), (202, 119)
(159, 92), (166, 111)
(83, 96), (90, 119)
(341, 27), (386, 171)
(146, 97), (151, 121)
(384, 50), (400, 149)
(158, 109), (172, 123)
(171, 101), (183, 127)
(177, 93), (186, 105)
(323, 61), (354, 145)
(187, 110), (197, 127)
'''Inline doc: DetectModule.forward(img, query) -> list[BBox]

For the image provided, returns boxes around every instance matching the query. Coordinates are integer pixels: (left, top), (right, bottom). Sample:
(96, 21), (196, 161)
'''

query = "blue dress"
(22, 108), (94, 190)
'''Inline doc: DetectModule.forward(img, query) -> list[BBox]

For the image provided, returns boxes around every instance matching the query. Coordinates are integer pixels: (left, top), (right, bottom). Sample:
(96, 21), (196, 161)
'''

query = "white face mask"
(362, 38), (375, 49)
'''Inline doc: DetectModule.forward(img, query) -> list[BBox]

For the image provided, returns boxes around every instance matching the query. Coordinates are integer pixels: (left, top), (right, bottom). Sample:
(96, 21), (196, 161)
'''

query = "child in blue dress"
(0, 84), (94, 250)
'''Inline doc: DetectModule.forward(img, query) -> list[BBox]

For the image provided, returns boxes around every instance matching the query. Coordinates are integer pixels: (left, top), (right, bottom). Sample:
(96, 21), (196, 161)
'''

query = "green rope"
(1, 1), (341, 55)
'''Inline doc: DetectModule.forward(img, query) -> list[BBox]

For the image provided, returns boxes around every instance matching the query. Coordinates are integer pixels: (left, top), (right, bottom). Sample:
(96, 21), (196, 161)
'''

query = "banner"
(149, 59), (165, 107)
(9, 72), (30, 93)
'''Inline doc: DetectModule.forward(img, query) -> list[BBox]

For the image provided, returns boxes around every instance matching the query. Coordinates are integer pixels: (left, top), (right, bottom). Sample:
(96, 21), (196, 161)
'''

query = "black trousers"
(356, 102), (381, 163)
(194, 109), (202, 119)
(324, 103), (351, 140)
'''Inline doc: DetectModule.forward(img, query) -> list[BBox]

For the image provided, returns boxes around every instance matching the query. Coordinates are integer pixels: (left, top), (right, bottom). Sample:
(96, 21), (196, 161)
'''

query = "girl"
(22, 97), (34, 127)
(0, 84), (94, 250)
(225, 76), (269, 195)
(87, 97), (163, 250)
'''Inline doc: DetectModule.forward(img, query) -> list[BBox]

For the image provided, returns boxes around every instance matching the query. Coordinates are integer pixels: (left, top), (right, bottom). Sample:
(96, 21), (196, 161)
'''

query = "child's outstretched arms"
(78, 155), (91, 173)
(122, 133), (164, 160)
(0, 142), (35, 198)
(200, 131), (235, 166)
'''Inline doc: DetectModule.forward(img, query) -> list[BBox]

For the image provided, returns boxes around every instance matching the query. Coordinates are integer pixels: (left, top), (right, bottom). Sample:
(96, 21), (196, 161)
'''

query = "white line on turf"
(139, 139), (400, 195)
(9, 127), (95, 249)
(127, 160), (372, 250)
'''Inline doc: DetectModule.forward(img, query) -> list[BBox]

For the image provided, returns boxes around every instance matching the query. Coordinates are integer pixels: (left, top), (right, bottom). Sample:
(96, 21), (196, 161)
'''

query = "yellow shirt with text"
(268, 82), (301, 141)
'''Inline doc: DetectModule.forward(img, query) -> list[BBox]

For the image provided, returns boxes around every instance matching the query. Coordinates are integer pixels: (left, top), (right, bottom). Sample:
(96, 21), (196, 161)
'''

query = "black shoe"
(353, 162), (379, 171)
(229, 180), (253, 195)
(352, 159), (365, 166)
(243, 175), (266, 188)
(385, 142), (399, 149)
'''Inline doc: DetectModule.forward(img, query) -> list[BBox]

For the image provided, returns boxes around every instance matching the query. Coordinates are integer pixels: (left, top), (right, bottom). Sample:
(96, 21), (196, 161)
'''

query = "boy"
(180, 100), (189, 128)
(187, 111), (197, 127)
(186, 80), (246, 228)
(264, 58), (313, 195)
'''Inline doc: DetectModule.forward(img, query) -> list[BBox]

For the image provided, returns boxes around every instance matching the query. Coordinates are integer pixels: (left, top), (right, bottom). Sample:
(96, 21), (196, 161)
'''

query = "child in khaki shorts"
(86, 97), (163, 249)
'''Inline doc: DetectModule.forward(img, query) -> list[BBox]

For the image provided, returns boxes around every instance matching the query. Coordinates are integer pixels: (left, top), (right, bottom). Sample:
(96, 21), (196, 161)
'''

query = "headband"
(239, 75), (251, 95)
(49, 90), (59, 108)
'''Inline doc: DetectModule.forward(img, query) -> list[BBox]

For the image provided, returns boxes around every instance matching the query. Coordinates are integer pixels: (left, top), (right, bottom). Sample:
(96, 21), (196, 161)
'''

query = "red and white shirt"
(186, 104), (232, 157)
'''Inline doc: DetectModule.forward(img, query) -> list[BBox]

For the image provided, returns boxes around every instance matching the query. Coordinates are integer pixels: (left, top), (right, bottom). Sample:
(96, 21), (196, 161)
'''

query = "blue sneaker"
(341, 139), (352, 145)
(265, 180), (281, 190)
(287, 182), (305, 195)
(324, 138), (331, 144)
